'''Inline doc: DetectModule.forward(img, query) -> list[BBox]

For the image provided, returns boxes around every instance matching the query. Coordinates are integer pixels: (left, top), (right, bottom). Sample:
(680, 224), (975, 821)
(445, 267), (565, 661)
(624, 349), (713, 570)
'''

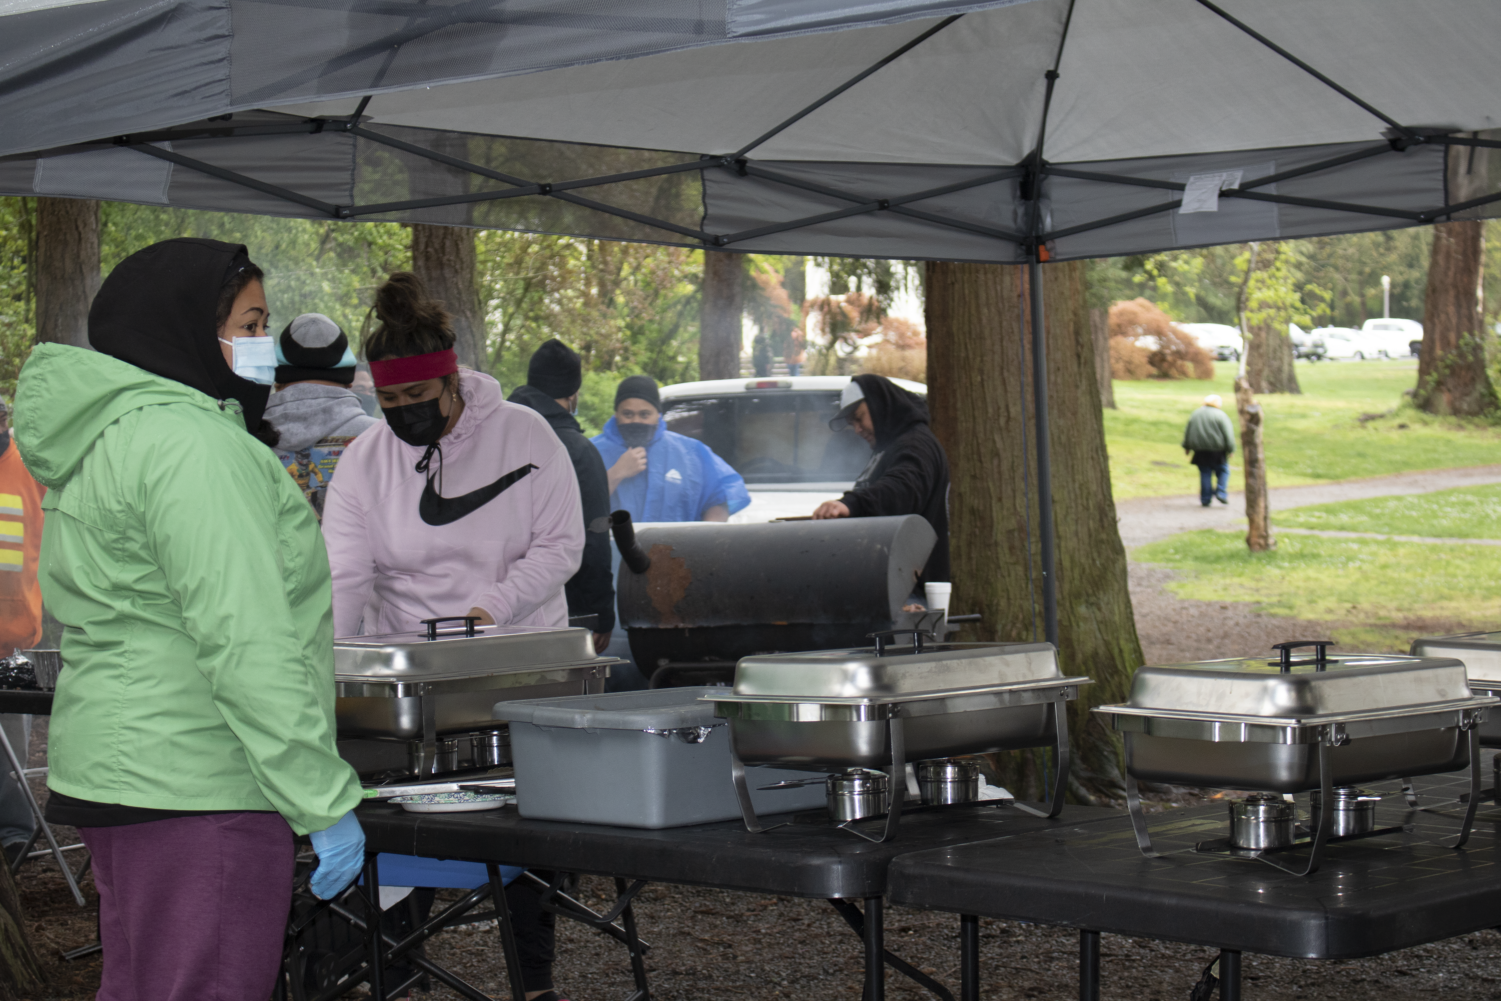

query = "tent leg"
(1028, 257), (1059, 647)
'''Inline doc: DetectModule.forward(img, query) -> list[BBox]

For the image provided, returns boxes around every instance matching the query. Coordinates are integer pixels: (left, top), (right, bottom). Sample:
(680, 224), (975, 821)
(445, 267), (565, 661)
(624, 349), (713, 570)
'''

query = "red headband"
(370, 349), (458, 388)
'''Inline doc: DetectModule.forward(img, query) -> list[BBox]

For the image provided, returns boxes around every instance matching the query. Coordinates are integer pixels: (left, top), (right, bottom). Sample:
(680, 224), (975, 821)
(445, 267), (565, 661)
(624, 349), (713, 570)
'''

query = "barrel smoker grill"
(614, 514), (938, 687)
(1094, 642), (1498, 876)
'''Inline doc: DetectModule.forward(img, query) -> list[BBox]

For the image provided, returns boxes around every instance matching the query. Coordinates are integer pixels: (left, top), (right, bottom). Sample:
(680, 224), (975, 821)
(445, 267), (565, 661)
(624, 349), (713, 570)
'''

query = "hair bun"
(366, 271), (456, 361)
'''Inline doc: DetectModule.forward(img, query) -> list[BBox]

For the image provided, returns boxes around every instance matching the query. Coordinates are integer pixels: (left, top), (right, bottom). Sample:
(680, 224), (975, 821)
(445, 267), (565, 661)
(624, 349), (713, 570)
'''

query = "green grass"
(1274, 484), (1501, 539)
(1106, 360), (1501, 501)
(1133, 530), (1501, 652)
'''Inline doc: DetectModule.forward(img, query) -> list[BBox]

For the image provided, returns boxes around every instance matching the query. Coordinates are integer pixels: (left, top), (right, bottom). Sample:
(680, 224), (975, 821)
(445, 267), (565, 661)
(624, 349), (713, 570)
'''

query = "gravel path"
(1117, 464), (1501, 548)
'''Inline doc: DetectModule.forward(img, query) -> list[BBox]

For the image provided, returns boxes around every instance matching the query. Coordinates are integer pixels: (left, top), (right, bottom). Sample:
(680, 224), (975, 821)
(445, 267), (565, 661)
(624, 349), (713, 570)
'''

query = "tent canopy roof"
(3, 0), (1498, 261)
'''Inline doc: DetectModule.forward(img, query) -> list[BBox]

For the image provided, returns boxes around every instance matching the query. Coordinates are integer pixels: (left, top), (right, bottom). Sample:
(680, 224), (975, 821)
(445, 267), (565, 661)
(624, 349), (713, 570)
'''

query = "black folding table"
(351, 797), (1117, 1001)
(889, 778), (1501, 999)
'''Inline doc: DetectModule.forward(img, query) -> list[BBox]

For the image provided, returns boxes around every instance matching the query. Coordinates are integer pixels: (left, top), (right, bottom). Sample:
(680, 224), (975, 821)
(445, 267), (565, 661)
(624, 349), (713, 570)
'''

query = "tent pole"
(1028, 255), (1059, 647)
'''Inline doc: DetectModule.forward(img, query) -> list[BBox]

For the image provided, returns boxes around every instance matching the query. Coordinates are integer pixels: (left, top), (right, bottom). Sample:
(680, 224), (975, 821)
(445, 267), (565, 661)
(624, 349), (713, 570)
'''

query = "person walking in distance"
(1182, 393), (1237, 507)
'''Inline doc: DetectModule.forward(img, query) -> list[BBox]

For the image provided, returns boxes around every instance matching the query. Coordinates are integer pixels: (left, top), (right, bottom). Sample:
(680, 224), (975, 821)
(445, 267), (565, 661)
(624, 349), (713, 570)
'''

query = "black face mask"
(618, 422), (655, 448)
(0, 431), (10, 457)
(383, 397), (447, 447)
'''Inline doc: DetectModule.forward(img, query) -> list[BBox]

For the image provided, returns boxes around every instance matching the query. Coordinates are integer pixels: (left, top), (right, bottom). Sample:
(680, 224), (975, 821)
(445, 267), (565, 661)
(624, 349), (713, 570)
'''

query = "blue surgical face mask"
(220, 336), (277, 386)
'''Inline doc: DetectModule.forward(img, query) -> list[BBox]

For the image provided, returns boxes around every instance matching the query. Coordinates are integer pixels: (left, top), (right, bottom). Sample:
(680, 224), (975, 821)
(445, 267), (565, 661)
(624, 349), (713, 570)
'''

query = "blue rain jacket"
(592, 418), (749, 523)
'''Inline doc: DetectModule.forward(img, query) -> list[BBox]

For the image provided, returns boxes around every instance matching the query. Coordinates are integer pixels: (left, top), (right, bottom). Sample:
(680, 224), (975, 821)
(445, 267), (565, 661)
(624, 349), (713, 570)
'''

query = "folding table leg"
(960, 914), (978, 1001)
(1218, 950), (1241, 1001)
(1078, 929), (1100, 1001)
(362, 855), (386, 1001)
(0, 722), (84, 905)
(864, 896), (884, 1001)
(486, 864), (531, 1001)
(614, 877), (651, 1001)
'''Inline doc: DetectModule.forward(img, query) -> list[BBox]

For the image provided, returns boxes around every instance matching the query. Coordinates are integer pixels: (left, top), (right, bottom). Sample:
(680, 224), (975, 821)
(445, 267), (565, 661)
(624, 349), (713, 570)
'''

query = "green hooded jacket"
(1181, 405), (1237, 455)
(16, 344), (360, 834)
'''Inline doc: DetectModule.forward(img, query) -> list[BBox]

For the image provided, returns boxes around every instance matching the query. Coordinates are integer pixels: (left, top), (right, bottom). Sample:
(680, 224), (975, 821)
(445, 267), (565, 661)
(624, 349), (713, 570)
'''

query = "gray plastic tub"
(493, 687), (828, 828)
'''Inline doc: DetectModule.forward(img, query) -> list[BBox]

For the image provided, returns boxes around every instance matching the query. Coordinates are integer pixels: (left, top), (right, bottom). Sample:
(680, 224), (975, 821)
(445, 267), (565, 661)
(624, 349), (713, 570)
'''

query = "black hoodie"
(507, 384), (616, 633)
(839, 374), (951, 585)
(89, 238), (273, 437)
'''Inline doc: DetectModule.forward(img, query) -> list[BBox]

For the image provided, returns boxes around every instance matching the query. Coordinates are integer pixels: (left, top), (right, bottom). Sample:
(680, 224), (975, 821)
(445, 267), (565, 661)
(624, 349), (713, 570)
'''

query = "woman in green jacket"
(15, 239), (364, 1001)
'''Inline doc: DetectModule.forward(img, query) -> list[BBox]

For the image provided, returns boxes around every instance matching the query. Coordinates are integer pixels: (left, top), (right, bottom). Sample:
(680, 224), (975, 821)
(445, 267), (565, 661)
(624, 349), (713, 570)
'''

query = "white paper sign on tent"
(1179, 170), (1245, 214)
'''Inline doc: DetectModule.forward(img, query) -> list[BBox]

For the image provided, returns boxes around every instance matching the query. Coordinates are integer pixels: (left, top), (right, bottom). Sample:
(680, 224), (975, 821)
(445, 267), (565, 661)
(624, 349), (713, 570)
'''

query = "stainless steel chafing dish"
(1094, 641), (1498, 875)
(708, 631), (1090, 841)
(336, 617), (617, 779)
(1411, 631), (1501, 746)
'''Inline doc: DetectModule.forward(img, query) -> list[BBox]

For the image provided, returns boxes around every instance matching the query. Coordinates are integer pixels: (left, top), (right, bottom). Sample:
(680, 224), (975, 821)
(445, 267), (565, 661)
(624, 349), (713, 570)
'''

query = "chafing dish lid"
(725, 642), (1066, 700)
(493, 686), (723, 730)
(335, 625), (597, 681)
(1119, 652), (1473, 719)
(1411, 632), (1501, 687)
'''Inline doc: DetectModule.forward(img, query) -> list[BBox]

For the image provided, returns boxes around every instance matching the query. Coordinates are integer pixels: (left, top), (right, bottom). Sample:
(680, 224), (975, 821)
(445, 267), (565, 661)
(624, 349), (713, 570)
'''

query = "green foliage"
(0, 200), (34, 396)
(1274, 484), (1501, 539)
(1105, 359), (1501, 500)
(100, 204), (411, 342)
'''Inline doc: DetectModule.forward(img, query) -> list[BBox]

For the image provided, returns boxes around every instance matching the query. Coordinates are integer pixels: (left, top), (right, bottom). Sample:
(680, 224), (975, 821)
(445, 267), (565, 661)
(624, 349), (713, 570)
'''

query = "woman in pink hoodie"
(323, 273), (583, 637)
(322, 273), (582, 1001)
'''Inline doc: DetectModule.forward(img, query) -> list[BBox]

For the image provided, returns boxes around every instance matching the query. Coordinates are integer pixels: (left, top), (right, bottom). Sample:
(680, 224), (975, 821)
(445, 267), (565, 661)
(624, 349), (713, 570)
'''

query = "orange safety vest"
(0, 445), (44, 654)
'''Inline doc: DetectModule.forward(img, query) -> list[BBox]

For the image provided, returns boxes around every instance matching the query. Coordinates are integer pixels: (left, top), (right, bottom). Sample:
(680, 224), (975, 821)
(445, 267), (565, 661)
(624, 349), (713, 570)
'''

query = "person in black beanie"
(264, 314), (378, 519)
(507, 341), (615, 653)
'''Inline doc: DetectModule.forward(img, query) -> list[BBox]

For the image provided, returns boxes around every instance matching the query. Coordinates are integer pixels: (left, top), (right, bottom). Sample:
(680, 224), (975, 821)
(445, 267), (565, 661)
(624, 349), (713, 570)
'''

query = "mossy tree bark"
(0, 860), (42, 1000)
(1234, 377), (1273, 552)
(35, 197), (99, 348)
(1245, 321), (1300, 394)
(411, 224), (487, 372)
(927, 261), (1143, 802)
(1416, 221), (1496, 416)
(699, 251), (744, 380)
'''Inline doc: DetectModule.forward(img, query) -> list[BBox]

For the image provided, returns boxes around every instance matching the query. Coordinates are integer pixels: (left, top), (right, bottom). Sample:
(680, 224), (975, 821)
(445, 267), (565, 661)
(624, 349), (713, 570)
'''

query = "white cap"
(829, 380), (866, 431)
(1204, 394), (1222, 407)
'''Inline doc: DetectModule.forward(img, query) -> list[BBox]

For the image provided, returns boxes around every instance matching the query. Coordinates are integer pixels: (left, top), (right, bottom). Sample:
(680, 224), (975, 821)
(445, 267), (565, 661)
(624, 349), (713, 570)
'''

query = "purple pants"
(81, 812), (294, 1001)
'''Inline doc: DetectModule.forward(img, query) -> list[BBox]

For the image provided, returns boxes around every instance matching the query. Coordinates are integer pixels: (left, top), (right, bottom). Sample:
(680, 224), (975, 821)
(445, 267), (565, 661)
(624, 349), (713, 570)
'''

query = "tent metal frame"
(8, 3), (1495, 648)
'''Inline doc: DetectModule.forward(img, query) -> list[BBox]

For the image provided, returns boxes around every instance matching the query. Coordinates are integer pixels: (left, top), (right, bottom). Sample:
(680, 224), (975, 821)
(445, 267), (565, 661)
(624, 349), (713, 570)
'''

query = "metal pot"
(826, 769), (888, 822)
(916, 758), (979, 805)
(1312, 786), (1381, 837)
(470, 729), (510, 768)
(1229, 794), (1297, 850)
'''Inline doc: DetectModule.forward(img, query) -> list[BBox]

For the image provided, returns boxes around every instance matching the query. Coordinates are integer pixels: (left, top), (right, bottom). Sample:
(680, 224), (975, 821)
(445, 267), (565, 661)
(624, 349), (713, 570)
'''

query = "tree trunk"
(1235, 376), (1273, 552)
(927, 261), (1143, 802)
(0, 858), (42, 1000)
(1416, 222), (1495, 416)
(699, 251), (744, 380)
(34, 197), (99, 348)
(1245, 321), (1300, 394)
(411, 224), (486, 372)
(1088, 306), (1114, 409)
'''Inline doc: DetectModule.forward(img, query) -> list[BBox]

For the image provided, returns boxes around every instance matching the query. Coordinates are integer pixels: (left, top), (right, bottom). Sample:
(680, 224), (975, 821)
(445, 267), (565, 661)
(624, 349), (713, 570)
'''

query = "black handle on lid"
(610, 510), (653, 574)
(869, 629), (931, 656)
(1271, 640), (1335, 673)
(420, 616), (482, 641)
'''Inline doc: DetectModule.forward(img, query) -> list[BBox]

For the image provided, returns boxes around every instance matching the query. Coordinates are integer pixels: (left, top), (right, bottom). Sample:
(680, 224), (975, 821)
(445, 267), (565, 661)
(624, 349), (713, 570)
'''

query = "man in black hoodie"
(812, 374), (951, 584)
(508, 340), (615, 652)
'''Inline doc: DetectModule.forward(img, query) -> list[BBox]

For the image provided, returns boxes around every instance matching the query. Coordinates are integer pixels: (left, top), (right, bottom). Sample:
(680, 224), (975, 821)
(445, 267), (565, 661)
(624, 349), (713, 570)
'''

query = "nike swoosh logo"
(419, 463), (538, 526)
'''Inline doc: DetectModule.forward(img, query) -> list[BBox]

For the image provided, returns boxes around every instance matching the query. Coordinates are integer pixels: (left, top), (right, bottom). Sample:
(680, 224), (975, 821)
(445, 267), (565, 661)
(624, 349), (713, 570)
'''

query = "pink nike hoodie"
(322, 369), (583, 636)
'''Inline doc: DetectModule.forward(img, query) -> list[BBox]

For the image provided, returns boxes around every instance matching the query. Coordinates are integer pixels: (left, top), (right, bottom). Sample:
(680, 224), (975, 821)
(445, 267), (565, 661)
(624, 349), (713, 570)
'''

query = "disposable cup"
(924, 582), (952, 612)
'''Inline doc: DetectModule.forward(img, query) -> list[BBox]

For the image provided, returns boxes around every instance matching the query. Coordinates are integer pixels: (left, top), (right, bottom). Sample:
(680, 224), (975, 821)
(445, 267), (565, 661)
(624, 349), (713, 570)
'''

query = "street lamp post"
(1382, 274), (1391, 318)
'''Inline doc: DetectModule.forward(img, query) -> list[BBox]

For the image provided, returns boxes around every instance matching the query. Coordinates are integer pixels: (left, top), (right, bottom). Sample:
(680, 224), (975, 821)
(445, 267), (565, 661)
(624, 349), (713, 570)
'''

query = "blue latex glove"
(309, 810), (365, 900)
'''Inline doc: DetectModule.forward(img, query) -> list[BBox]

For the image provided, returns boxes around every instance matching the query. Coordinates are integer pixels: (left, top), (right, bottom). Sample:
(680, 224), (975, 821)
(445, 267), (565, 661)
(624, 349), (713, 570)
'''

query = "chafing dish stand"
(712, 633), (1089, 842)
(1095, 641), (1497, 876)
(889, 768), (1501, 1001)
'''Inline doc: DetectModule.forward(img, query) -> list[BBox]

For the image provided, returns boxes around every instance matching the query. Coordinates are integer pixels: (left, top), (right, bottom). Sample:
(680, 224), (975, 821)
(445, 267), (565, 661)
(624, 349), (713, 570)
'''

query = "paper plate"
(392, 791), (513, 814)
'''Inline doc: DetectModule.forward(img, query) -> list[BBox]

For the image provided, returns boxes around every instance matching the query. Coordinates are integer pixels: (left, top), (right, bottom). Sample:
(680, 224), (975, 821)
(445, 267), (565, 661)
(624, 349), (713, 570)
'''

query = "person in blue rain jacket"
(592, 375), (749, 523)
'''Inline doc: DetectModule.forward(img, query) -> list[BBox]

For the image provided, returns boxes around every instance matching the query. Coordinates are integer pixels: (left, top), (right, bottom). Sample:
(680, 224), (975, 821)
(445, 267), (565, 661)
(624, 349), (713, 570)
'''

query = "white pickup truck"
(658, 375), (928, 523)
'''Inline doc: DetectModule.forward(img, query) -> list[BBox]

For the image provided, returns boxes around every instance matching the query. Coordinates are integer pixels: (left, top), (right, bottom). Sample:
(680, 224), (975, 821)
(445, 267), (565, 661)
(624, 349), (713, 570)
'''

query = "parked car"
(1289, 323), (1327, 360)
(658, 375), (928, 523)
(1361, 318), (1424, 358)
(1177, 322), (1243, 362)
(1313, 326), (1372, 360)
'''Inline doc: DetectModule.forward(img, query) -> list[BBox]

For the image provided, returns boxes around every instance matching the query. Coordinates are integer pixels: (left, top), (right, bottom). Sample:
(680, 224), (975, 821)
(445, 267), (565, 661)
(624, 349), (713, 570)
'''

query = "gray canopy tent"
(3, 0), (1499, 640)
